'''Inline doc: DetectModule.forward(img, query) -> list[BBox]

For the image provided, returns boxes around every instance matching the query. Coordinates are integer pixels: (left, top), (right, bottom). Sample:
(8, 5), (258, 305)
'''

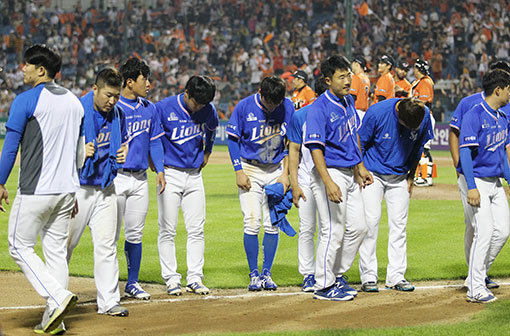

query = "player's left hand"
(355, 163), (373, 190)
(71, 200), (79, 218)
(156, 172), (166, 194)
(200, 152), (211, 171)
(292, 185), (306, 208)
(0, 184), (9, 213)
(277, 173), (290, 193)
(116, 145), (128, 164)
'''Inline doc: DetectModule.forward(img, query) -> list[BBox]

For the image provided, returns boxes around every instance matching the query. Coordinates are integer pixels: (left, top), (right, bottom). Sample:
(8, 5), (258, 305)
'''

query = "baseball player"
(458, 69), (510, 303)
(394, 61), (412, 98)
(350, 56), (370, 120)
(358, 97), (433, 292)
(115, 58), (165, 300)
(304, 55), (372, 301)
(449, 60), (510, 291)
(67, 68), (130, 317)
(291, 70), (316, 110)
(372, 54), (395, 105)
(155, 75), (217, 296)
(227, 76), (294, 291)
(411, 59), (436, 187)
(0, 44), (80, 334)
(288, 77), (328, 292)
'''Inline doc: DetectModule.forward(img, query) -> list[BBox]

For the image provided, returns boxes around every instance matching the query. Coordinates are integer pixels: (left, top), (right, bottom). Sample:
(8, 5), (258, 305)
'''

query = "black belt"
(120, 168), (144, 173)
(241, 158), (279, 167)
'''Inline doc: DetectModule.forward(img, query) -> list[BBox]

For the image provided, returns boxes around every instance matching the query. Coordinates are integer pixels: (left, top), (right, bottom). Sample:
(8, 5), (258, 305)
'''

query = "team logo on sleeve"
(168, 112), (179, 121)
(308, 133), (321, 139)
(247, 113), (257, 122)
(382, 133), (391, 140)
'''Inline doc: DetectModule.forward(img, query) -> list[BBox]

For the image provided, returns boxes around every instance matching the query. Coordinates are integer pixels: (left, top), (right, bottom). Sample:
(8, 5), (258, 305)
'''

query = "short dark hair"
(119, 58), (150, 87)
(397, 98), (426, 130)
(314, 76), (329, 96)
(489, 60), (510, 73)
(259, 76), (286, 105)
(95, 68), (123, 89)
(320, 55), (351, 79)
(23, 44), (62, 79)
(482, 69), (510, 96)
(185, 75), (216, 104)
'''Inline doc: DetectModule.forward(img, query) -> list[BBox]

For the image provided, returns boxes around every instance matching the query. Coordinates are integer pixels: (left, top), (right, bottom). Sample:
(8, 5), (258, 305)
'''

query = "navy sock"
(243, 233), (259, 272)
(125, 241), (142, 284)
(262, 233), (279, 271)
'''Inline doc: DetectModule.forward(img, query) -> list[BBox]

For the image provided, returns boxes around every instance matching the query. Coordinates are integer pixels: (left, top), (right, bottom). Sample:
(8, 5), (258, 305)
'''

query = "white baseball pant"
(312, 167), (367, 290)
(359, 173), (410, 287)
(158, 166), (205, 286)
(239, 161), (282, 235)
(465, 177), (510, 297)
(8, 193), (75, 311)
(297, 183), (317, 277)
(67, 184), (121, 314)
(114, 170), (149, 243)
(457, 174), (476, 266)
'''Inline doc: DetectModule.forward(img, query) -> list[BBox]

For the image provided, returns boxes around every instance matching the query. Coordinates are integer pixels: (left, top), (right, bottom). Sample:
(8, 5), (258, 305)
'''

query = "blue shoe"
(124, 282), (151, 300)
(248, 270), (262, 291)
(186, 282), (210, 295)
(485, 277), (499, 289)
(260, 269), (277, 290)
(302, 274), (315, 292)
(335, 276), (357, 296)
(314, 285), (354, 301)
(467, 292), (497, 303)
(387, 280), (415, 291)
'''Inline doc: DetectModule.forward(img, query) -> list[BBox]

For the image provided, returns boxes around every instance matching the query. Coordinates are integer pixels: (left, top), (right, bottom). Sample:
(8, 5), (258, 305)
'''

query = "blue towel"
(81, 91), (122, 188)
(265, 183), (296, 237)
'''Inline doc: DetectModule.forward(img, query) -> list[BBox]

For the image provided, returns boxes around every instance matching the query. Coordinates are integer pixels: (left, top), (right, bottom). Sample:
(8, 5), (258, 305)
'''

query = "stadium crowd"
(0, 0), (509, 119)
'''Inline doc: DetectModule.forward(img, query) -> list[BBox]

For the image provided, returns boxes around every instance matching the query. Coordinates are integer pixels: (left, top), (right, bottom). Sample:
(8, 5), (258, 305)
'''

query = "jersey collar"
(118, 95), (141, 110)
(324, 90), (348, 108)
(177, 93), (191, 116)
(481, 100), (500, 121)
(254, 93), (271, 113)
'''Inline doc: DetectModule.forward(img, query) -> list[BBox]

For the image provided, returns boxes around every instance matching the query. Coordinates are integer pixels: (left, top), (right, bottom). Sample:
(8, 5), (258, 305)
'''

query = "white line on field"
(2, 282), (509, 311)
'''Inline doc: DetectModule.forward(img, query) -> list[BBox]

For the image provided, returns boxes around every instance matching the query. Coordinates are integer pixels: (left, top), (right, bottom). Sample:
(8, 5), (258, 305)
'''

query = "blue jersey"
(287, 104), (309, 145)
(226, 93), (294, 165)
(359, 98), (433, 175)
(304, 91), (361, 168)
(288, 104), (315, 185)
(155, 93), (218, 169)
(79, 91), (129, 186)
(458, 100), (509, 178)
(450, 92), (485, 131)
(117, 96), (164, 171)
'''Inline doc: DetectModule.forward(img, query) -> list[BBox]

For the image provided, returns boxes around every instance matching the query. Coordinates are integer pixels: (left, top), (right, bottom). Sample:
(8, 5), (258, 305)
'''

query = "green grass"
(3, 147), (510, 334)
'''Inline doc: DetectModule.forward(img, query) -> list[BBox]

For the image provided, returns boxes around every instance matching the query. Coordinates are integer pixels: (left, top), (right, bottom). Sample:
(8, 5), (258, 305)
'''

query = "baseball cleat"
(335, 276), (357, 296)
(124, 282), (151, 300)
(314, 285), (354, 301)
(248, 270), (262, 291)
(186, 282), (210, 295)
(41, 294), (78, 333)
(485, 277), (499, 289)
(167, 283), (182, 296)
(361, 281), (379, 292)
(387, 280), (415, 291)
(260, 269), (277, 290)
(301, 274), (316, 292)
(467, 292), (497, 303)
(104, 305), (129, 317)
(34, 322), (66, 335)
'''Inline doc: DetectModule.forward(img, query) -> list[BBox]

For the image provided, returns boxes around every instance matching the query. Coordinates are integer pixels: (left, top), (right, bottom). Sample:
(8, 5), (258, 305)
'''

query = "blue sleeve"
(459, 109), (479, 147)
(119, 108), (129, 144)
(287, 110), (303, 144)
(226, 103), (242, 138)
(149, 103), (164, 140)
(420, 110), (435, 146)
(306, 143), (324, 152)
(0, 129), (22, 184)
(460, 147), (477, 190)
(149, 137), (164, 173)
(503, 149), (510, 183)
(304, 105), (325, 146)
(358, 107), (376, 153)
(228, 135), (243, 171)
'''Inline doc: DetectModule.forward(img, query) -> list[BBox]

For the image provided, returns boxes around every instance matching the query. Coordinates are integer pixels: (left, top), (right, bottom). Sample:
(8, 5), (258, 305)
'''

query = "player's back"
(11, 82), (84, 194)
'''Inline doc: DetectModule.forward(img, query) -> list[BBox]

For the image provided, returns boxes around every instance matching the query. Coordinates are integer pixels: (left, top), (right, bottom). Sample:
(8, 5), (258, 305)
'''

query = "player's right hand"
(325, 179), (342, 203)
(236, 170), (251, 192)
(467, 188), (480, 207)
(71, 200), (79, 218)
(292, 185), (306, 208)
(156, 172), (166, 195)
(0, 185), (9, 213)
(85, 142), (95, 158)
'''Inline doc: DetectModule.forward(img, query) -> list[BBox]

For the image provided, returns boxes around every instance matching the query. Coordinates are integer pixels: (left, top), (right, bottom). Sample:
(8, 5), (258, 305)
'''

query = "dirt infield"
(2, 271), (509, 335)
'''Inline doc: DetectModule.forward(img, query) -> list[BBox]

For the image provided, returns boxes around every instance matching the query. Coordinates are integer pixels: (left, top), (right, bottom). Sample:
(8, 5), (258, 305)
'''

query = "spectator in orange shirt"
(373, 54), (395, 104)
(394, 61), (412, 98)
(350, 56), (370, 119)
(412, 59), (435, 187)
(291, 70), (316, 110)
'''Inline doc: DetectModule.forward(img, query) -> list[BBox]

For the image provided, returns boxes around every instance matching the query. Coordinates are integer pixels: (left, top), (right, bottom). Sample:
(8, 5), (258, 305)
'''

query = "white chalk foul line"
(2, 282), (510, 311)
